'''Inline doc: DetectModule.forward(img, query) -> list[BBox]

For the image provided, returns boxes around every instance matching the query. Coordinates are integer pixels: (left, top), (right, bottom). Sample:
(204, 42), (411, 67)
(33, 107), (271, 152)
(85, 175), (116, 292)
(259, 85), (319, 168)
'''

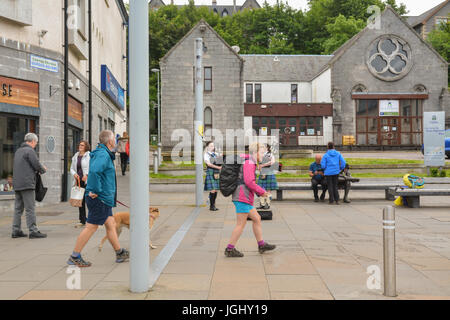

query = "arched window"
(204, 107), (213, 138)
(222, 9), (228, 17)
(213, 8), (218, 14)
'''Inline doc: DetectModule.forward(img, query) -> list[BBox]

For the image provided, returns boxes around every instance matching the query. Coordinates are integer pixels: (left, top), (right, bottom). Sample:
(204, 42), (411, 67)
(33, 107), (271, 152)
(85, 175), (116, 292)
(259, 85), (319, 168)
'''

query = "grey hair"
(99, 130), (114, 145)
(24, 133), (38, 143)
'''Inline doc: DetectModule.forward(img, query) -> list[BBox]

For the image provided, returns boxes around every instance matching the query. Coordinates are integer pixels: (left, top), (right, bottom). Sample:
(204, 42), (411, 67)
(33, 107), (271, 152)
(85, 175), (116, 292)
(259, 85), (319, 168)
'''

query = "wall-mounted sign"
(379, 100), (399, 116)
(46, 136), (56, 153)
(30, 54), (59, 73)
(0, 75), (39, 108)
(101, 65), (125, 110)
(68, 96), (83, 123)
(424, 111), (445, 167)
(260, 127), (268, 136)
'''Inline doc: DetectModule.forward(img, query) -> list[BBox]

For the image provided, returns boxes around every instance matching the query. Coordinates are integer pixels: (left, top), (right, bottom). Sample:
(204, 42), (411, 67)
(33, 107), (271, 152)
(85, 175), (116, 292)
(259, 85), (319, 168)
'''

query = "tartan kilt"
(204, 169), (220, 191)
(257, 174), (279, 190)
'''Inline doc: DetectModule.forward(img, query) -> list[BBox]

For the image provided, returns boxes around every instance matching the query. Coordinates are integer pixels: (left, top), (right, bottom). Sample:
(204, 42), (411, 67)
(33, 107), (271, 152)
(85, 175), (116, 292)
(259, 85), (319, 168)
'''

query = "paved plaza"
(0, 175), (450, 300)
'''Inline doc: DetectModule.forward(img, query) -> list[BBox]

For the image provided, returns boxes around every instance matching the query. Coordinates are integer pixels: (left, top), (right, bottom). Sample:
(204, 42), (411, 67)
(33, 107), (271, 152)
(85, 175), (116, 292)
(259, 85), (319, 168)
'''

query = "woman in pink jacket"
(225, 142), (276, 257)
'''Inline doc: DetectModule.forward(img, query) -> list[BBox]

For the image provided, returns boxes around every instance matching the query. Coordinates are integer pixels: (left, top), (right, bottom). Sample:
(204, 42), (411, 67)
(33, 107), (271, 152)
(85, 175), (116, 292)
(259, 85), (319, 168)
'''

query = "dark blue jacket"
(85, 144), (117, 207)
(309, 162), (324, 180)
(321, 149), (346, 176)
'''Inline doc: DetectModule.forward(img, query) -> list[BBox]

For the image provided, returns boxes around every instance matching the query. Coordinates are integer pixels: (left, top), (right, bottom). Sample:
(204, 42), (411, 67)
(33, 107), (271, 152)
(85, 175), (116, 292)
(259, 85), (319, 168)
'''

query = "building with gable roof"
(149, 0), (261, 16)
(160, 6), (449, 149)
(407, 0), (450, 39)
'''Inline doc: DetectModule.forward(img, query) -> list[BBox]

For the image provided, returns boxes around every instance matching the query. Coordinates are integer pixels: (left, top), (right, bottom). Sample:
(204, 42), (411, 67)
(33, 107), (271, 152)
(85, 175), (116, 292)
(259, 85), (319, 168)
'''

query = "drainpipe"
(88, 0), (92, 146)
(62, 0), (69, 202)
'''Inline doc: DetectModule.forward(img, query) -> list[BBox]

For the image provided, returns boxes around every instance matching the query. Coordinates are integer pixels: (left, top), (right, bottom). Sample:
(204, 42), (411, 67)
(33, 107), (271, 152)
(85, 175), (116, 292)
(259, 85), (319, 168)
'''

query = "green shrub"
(439, 170), (447, 177)
(430, 168), (439, 177)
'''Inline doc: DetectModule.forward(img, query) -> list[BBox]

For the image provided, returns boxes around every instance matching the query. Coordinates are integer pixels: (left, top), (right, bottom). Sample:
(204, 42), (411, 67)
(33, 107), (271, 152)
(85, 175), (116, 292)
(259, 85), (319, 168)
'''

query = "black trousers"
(326, 175), (339, 203)
(79, 180), (87, 224)
(311, 178), (327, 199)
(120, 153), (129, 175)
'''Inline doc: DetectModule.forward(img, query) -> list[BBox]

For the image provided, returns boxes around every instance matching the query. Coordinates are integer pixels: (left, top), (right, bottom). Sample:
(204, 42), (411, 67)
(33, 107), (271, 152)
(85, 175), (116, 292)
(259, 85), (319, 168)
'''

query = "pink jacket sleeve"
(243, 160), (266, 196)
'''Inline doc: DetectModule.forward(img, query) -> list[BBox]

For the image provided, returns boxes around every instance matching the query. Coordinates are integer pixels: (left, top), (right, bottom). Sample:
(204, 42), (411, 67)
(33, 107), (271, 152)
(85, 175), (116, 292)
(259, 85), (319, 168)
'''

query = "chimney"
(171, 0), (174, 4)
(212, 0), (217, 6)
(233, 0), (236, 12)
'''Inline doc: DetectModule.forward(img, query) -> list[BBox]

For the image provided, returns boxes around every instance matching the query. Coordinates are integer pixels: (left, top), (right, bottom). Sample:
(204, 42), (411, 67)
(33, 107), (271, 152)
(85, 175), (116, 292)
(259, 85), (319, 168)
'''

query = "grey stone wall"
(0, 0), (32, 26)
(0, 38), (123, 205)
(330, 8), (449, 144)
(160, 22), (244, 150)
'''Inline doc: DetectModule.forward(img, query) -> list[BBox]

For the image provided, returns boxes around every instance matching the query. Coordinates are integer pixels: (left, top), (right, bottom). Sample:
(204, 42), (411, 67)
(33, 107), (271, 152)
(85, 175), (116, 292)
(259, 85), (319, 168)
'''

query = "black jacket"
(12, 143), (46, 191)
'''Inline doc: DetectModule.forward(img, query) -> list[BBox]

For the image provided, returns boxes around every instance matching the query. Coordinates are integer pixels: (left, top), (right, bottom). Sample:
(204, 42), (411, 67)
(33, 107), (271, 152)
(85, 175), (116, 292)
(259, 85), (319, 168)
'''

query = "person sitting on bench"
(309, 154), (327, 202)
(338, 163), (352, 203)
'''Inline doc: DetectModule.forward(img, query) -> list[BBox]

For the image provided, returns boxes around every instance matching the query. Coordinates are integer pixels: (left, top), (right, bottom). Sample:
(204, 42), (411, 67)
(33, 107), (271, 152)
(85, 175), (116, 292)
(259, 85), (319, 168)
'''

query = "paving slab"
(1, 174), (450, 300)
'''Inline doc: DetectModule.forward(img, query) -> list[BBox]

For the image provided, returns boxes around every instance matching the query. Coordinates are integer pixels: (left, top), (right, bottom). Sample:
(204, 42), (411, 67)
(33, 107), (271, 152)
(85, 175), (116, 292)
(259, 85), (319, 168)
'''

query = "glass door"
(380, 117), (400, 145)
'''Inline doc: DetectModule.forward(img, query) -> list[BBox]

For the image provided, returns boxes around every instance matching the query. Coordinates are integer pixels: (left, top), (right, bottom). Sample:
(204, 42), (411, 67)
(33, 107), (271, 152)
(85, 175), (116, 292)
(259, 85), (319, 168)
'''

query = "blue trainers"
(67, 255), (92, 267)
(115, 248), (130, 263)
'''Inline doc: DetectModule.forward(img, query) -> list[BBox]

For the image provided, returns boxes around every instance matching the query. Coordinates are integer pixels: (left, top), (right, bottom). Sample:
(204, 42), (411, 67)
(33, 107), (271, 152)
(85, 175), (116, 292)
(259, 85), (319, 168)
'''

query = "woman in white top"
(204, 141), (221, 211)
(70, 140), (91, 225)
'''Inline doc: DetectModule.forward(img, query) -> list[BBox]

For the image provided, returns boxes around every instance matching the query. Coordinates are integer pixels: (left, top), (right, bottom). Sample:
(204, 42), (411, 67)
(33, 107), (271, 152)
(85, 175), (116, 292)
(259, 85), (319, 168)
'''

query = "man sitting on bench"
(338, 164), (352, 203)
(309, 154), (327, 202)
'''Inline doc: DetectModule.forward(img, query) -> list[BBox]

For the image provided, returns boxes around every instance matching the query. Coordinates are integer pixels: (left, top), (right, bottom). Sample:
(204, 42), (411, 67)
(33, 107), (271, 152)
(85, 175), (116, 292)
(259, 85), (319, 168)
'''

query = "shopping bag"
(35, 173), (48, 202)
(70, 177), (85, 207)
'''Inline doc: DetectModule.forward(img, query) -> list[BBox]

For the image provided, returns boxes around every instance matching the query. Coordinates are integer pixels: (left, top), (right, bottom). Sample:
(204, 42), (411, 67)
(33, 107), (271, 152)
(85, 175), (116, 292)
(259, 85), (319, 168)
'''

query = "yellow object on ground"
(394, 196), (403, 206)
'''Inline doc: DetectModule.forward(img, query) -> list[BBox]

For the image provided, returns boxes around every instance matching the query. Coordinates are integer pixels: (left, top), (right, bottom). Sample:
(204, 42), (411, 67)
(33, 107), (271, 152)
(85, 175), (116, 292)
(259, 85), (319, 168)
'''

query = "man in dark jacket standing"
(12, 133), (47, 239)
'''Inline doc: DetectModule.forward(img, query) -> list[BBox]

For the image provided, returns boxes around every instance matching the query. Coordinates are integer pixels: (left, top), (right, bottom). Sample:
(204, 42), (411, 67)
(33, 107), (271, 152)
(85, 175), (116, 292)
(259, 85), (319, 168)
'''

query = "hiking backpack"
(403, 174), (425, 189)
(219, 155), (244, 197)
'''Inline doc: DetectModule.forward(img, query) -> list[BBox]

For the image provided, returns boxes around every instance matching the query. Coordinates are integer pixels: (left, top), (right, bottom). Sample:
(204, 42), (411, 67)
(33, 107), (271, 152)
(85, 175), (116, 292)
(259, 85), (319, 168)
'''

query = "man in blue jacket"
(321, 142), (346, 205)
(67, 130), (129, 267)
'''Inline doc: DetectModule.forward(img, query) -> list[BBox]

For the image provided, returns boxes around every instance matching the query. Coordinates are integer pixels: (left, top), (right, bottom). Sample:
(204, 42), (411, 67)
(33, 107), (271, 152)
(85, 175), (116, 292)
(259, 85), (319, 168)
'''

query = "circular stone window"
(366, 35), (413, 82)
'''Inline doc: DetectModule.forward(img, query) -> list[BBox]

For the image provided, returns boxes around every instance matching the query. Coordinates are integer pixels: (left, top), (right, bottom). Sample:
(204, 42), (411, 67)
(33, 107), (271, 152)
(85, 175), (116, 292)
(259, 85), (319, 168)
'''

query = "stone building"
(160, 6), (449, 150)
(149, 0), (261, 16)
(160, 20), (244, 150)
(328, 6), (449, 145)
(0, 0), (128, 207)
(407, 0), (449, 40)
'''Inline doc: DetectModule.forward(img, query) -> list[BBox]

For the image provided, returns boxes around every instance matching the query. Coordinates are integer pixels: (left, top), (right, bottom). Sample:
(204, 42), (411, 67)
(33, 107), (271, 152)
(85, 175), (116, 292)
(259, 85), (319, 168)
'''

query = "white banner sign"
(379, 100), (399, 116)
(423, 111), (445, 167)
(30, 54), (59, 73)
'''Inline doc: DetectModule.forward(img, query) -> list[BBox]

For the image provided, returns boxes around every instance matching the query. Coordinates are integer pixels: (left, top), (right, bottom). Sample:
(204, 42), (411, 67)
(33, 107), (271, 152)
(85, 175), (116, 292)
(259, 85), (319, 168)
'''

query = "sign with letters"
(423, 111), (445, 167)
(30, 54), (59, 73)
(101, 65), (125, 110)
(0, 75), (39, 108)
(379, 100), (399, 116)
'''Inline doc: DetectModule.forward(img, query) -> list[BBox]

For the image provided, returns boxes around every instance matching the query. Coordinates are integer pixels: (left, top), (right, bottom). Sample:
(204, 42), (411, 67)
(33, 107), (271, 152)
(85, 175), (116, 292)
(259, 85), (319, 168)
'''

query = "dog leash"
(116, 200), (130, 208)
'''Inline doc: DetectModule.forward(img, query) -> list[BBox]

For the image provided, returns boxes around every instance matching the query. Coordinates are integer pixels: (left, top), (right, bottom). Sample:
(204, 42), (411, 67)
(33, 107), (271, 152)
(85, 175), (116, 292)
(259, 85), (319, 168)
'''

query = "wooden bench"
(387, 187), (450, 208)
(276, 182), (399, 201)
(275, 178), (450, 201)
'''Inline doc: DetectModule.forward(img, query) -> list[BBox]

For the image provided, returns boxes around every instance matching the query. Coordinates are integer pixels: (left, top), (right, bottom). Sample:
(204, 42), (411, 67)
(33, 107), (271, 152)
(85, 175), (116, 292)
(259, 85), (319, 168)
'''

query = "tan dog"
(98, 207), (160, 251)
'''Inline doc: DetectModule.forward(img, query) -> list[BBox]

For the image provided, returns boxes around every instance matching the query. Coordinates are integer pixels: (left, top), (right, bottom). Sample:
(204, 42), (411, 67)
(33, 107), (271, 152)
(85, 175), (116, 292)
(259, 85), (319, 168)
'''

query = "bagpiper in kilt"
(257, 146), (278, 209)
(204, 142), (221, 211)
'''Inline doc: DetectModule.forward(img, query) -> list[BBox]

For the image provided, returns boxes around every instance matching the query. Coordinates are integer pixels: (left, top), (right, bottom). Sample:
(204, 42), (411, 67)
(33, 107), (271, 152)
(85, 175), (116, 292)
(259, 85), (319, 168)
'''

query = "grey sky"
(129, 0), (446, 16)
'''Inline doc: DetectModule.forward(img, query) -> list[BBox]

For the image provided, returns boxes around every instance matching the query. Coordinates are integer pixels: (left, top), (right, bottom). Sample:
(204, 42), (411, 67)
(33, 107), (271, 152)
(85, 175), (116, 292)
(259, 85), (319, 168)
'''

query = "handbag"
(70, 176), (85, 207)
(35, 173), (47, 202)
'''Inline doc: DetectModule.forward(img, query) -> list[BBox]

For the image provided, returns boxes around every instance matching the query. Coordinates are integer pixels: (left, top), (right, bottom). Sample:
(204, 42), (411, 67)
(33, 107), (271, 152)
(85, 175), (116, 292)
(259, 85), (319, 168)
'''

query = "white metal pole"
(194, 38), (204, 207)
(157, 71), (162, 164)
(383, 205), (396, 297)
(129, 0), (149, 293)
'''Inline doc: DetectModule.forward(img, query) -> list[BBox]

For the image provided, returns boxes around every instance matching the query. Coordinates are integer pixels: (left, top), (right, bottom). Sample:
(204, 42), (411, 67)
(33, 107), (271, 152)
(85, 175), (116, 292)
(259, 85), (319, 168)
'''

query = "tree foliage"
(427, 14), (450, 84)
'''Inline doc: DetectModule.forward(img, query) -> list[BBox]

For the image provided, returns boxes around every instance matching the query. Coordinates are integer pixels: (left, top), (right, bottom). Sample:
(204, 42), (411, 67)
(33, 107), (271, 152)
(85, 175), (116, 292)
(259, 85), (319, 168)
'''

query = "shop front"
(0, 75), (40, 194)
(353, 93), (427, 146)
(245, 103), (333, 146)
